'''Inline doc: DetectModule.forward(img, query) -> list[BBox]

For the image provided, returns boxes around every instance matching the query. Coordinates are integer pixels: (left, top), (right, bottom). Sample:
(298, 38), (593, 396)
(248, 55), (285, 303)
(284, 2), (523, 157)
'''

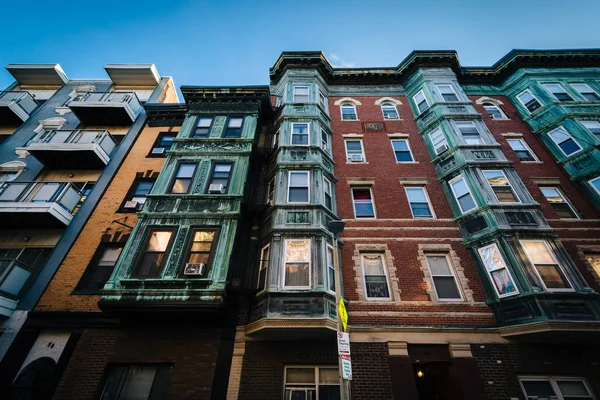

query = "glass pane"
(319, 368), (339, 384)
(290, 172), (308, 187)
(392, 140), (408, 151)
(0, 266), (31, 296)
(536, 265), (569, 288)
(292, 134), (309, 145)
(171, 178), (191, 194)
(362, 255), (384, 275)
(319, 386), (341, 400)
(523, 242), (555, 264)
(456, 122), (478, 134)
(490, 269), (517, 295)
(522, 380), (557, 398)
(289, 188), (309, 202)
(98, 247), (123, 267)
(177, 164), (196, 178)
(479, 245), (504, 272)
(32, 183), (60, 201)
(395, 151), (413, 162)
(411, 202), (432, 217)
(458, 193), (476, 212)
(365, 275), (389, 298)
(118, 366), (157, 400)
(426, 255), (451, 275)
(187, 253), (209, 265)
(228, 118), (243, 128)
(198, 117), (212, 127)
(354, 202), (374, 217)
(135, 181), (154, 196)
(585, 254), (600, 276)
(137, 253), (164, 278)
(286, 240), (309, 262)
(493, 187), (518, 202)
(285, 263), (309, 286)
(484, 171), (508, 186)
(345, 141), (362, 151)
(551, 203), (577, 219)
(560, 139), (581, 155)
(549, 127), (571, 143)
(433, 276), (461, 299)
(352, 189), (371, 200)
(191, 242), (213, 252)
(557, 380), (590, 396)
(18, 248), (45, 266)
(146, 231), (172, 252)
(406, 188), (426, 202)
(293, 124), (308, 134)
(214, 164), (232, 173)
(451, 178), (469, 197)
(507, 140), (526, 151)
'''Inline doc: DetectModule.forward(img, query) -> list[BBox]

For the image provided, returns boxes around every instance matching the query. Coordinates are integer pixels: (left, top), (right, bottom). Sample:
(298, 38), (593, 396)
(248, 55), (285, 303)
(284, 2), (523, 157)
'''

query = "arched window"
(482, 102), (507, 120)
(0, 161), (26, 182)
(381, 102), (400, 120)
(340, 103), (358, 120)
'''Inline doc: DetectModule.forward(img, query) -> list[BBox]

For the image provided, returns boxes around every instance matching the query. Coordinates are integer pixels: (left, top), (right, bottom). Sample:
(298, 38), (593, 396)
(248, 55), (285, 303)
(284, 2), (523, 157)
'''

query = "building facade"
(2, 50), (600, 400)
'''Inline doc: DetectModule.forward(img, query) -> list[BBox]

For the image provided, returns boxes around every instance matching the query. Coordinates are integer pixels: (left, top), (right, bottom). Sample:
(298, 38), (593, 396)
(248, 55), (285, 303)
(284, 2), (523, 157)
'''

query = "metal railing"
(0, 258), (35, 299)
(71, 91), (141, 114)
(0, 90), (38, 116)
(28, 129), (116, 154)
(0, 181), (83, 213)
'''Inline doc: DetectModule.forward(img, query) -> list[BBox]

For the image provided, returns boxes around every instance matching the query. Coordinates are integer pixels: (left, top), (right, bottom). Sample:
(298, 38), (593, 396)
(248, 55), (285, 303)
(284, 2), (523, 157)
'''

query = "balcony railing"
(68, 91), (142, 125)
(0, 91), (38, 124)
(0, 258), (37, 300)
(0, 181), (83, 213)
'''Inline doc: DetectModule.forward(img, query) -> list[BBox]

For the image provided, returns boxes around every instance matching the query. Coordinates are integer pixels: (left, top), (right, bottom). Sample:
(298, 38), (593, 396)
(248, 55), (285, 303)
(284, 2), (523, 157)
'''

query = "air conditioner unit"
(151, 147), (165, 155)
(183, 263), (206, 276)
(435, 144), (449, 154)
(124, 200), (140, 210)
(350, 153), (364, 162)
(208, 183), (225, 194)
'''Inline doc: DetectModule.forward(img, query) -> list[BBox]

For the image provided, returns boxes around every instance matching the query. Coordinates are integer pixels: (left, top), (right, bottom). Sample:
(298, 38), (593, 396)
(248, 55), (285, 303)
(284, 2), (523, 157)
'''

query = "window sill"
(341, 119), (360, 122)
(346, 162), (369, 164)
(520, 161), (543, 164)
(396, 161), (419, 164)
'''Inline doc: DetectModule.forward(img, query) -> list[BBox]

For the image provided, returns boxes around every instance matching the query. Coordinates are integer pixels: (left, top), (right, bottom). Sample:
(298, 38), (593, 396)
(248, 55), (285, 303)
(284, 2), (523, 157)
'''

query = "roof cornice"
(144, 103), (188, 127)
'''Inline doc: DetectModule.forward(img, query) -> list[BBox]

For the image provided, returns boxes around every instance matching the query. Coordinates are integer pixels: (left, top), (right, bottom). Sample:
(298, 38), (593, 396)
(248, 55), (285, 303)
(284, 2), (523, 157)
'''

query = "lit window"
(340, 103), (358, 120)
(482, 102), (507, 120)
(345, 140), (365, 162)
(181, 229), (217, 277)
(436, 84), (459, 102)
(517, 90), (542, 113)
(483, 170), (519, 203)
(405, 187), (434, 218)
(450, 176), (476, 213)
(327, 246), (335, 292)
(426, 254), (462, 300)
(381, 102), (400, 119)
(477, 244), (518, 298)
(283, 239), (311, 288)
(429, 127), (449, 154)
(520, 240), (572, 291)
(207, 163), (232, 194)
(100, 364), (171, 400)
(352, 187), (375, 218)
(361, 253), (390, 299)
(224, 117), (243, 138)
(581, 120), (600, 140)
(150, 132), (176, 156)
(293, 86), (310, 103)
(507, 139), (538, 161)
(590, 176), (600, 196)
(455, 121), (482, 144)
(169, 163), (197, 194)
(257, 244), (269, 291)
(194, 117), (213, 138)
(543, 83), (574, 102)
(570, 83), (600, 102)
(284, 366), (339, 399)
(291, 123), (309, 146)
(519, 376), (595, 400)
(413, 90), (429, 114)
(323, 178), (332, 210)
(548, 126), (582, 156)
(132, 229), (175, 278)
(540, 187), (578, 219)
(391, 140), (414, 162)
(266, 177), (275, 205)
(288, 171), (309, 203)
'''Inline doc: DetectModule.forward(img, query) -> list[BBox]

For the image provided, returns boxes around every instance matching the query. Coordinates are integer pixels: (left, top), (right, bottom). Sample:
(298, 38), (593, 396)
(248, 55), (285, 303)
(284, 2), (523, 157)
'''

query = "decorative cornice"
(244, 318), (337, 335)
(144, 103), (187, 127)
(499, 320), (600, 337)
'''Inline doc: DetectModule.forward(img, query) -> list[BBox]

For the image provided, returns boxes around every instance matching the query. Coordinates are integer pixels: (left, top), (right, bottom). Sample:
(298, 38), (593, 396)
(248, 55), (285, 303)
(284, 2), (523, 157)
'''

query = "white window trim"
(477, 243), (520, 298)
(580, 120), (600, 139)
(319, 91), (327, 110)
(482, 103), (508, 120)
(361, 253), (391, 300)
(287, 170), (310, 204)
(323, 177), (332, 210)
(570, 82), (600, 102)
(352, 187), (376, 219)
(290, 122), (310, 147)
(283, 365), (340, 398)
(449, 175), (477, 214)
(413, 89), (430, 114)
(540, 186), (580, 220)
(543, 83), (574, 101)
(404, 186), (436, 219)
(293, 85), (310, 103)
(429, 127), (449, 155)
(516, 89), (542, 114)
(507, 138), (540, 162)
(340, 103), (359, 121)
(380, 102), (400, 120)
(520, 240), (574, 292)
(455, 120), (483, 144)
(519, 376), (596, 400)
(590, 176), (600, 196)
(257, 243), (270, 293)
(344, 139), (366, 163)
(435, 84), (459, 102)
(282, 238), (312, 290)
(483, 169), (521, 203)
(267, 177), (275, 205)
(425, 253), (464, 302)
(547, 126), (583, 157)
(390, 139), (415, 163)
(326, 244), (335, 294)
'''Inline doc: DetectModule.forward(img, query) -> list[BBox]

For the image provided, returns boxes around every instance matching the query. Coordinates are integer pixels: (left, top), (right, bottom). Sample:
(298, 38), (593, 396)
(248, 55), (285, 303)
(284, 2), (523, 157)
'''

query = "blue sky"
(1, 0), (599, 90)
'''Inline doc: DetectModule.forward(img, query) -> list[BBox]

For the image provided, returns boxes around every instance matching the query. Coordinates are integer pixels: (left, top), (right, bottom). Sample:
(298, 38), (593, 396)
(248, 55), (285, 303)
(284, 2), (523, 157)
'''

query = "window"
(0, 248), (51, 299)
(267, 177), (275, 205)
(544, 83), (574, 102)
(100, 364), (171, 400)
(381, 102), (400, 119)
(321, 126), (330, 151)
(284, 366), (339, 400)
(319, 91), (327, 109)
(540, 187), (578, 219)
(413, 90), (429, 114)
(352, 187), (375, 218)
(345, 140), (365, 162)
(169, 163), (197, 194)
(181, 228), (218, 277)
(426, 254), (462, 300)
(340, 103), (358, 120)
(121, 178), (155, 211)
(391, 140), (414, 162)
(283, 239), (311, 289)
(483, 170), (519, 203)
(75, 243), (124, 293)
(294, 86), (310, 103)
(224, 117), (243, 138)
(455, 121), (482, 144)
(450, 176), (476, 213)
(291, 123), (309, 146)
(477, 244), (519, 298)
(132, 229), (175, 278)
(149, 132), (176, 156)
(519, 376), (595, 400)
(507, 139), (538, 162)
(288, 171), (309, 203)
(586, 253), (600, 277)
(517, 90), (542, 113)
(323, 178), (332, 210)
(194, 117), (213, 138)
(482, 102), (507, 120)
(327, 246), (335, 292)
(0, 171), (18, 182)
(581, 120), (600, 140)
(273, 128), (280, 149)
(405, 187), (434, 218)
(590, 176), (600, 196)
(361, 253), (390, 299)
(570, 83), (600, 102)
(436, 84), (459, 102)
(429, 127), (449, 154)
(521, 240), (572, 290)
(257, 244), (269, 291)
(548, 126), (582, 156)
(207, 162), (233, 194)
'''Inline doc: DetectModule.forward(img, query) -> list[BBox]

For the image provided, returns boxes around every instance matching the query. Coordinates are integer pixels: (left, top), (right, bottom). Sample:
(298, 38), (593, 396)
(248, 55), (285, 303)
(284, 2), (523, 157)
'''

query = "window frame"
(482, 102), (508, 120)
(483, 170), (520, 203)
(291, 122), (310, 146)
(283, 365), (340, 400)
(293, 85), (310, 103)
(429, 127), (449, 155)
(287, 170), (310, 204)
(506, 138), (539, 162)
(590, 176), (600, 196)
(224, 116), (244, 138)
(519, 376), (596, 400)
(425, 253), (464, 301)
(520, 240), (574, 292)
(449, 175), (477, 214)
(267, 176), (276, 205)
(344, 139), (366, 163)
(580, 120), (600, 140)
(455, 120), (483, 144)
(320, 125), (330, 152)
(206, 161), (234, 194)
(404, 186), (435, 219)
(98, 363), (172, 400)
(326, 245), (335, 294)
(540, 186), (579, 220)
(477, 243), (519, 298)
(381, 102), (400, 120)
(361, 252), (391, 300)
(547, 126), (583, 157)
(282, 238), (312, 290)
(323, 177), (332, 210)
(148, 132), (177, 158)
(543, 83), (575, 102)
(436, 84), (459, 102)
(319, 91), (327, 109)
(168, 162), (197, 194)
(118, 177), (156, 212)
(390, 139), (415, 163)
(131, 228), (177, 279)
(193, 116), (214, 138)
(413, 90), (430, 114)
(352, 186), (376, 219)
(74, 242), (124, 294)
(179, 227), (219, 278)
(257, 243), (270, 292)
(570, 82), (600, 102)
(340, 103), (358, 121)
(517, 89), (543, 114)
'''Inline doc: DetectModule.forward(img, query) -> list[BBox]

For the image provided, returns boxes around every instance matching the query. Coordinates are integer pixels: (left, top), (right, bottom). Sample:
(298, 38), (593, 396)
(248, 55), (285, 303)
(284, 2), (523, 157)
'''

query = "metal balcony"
(27, 129), (116, 169)
(0, 91), (39, 125)
(68, 91), (142, 125)
(0, 181), (83, 228)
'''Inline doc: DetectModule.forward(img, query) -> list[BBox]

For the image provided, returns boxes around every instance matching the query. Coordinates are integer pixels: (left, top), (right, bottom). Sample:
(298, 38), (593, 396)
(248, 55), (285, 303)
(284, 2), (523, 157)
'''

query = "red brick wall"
(350, 342), (394, 400)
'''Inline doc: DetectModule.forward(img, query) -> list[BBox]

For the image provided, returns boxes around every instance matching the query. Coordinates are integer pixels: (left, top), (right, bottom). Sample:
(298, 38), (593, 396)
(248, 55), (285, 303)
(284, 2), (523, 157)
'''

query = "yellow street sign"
(338, 298), (348, 332)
